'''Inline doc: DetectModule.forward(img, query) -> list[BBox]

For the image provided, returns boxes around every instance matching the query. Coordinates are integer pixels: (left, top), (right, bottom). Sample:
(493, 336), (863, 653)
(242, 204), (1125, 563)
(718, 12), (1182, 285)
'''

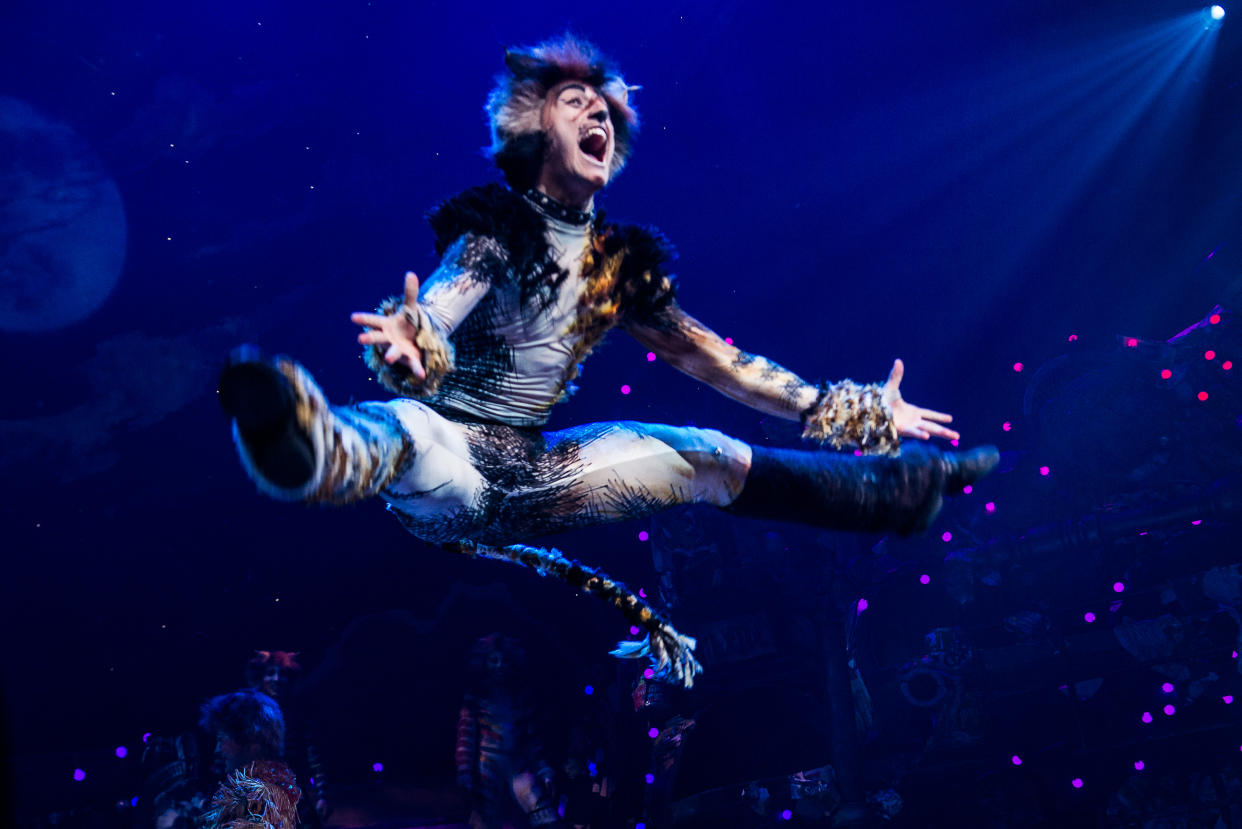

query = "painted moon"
(0, 96), (127, 332)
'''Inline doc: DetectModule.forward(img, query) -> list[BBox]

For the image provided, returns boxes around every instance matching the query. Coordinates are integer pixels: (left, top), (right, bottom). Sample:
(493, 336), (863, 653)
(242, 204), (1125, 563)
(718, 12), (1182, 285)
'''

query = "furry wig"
(486, 34), (639, 190)
(244, 650), (302, 687)
(199, 690), (286, 759)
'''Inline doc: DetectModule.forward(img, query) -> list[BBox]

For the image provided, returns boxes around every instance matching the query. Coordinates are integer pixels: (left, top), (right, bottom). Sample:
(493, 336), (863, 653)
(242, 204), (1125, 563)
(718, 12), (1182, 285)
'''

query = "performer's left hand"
(883, 359), (960, 442)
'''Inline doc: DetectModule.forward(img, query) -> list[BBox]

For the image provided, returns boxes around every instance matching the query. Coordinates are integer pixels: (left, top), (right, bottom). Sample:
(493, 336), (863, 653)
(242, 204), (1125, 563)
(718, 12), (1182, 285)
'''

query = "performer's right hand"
(351, 271), (427, 379)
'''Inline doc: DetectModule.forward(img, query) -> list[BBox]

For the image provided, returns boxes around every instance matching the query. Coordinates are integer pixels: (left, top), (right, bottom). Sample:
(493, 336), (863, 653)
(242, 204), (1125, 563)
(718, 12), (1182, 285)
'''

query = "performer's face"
(538, 80), (614, 205)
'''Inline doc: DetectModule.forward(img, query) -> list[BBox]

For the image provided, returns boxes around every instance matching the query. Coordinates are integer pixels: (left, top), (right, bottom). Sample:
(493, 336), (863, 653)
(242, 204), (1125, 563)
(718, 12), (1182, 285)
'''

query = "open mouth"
(578, 126), (608, 163)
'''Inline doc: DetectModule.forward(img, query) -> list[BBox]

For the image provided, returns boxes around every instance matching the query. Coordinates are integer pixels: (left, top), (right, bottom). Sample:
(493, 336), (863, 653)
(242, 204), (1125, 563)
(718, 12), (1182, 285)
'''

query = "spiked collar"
(523, 188), (594, 227)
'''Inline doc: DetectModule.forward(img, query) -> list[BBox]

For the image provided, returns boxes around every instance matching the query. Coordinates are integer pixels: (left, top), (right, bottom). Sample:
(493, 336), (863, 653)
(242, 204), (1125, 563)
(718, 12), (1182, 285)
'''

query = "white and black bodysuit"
(234, 185), (753, 545)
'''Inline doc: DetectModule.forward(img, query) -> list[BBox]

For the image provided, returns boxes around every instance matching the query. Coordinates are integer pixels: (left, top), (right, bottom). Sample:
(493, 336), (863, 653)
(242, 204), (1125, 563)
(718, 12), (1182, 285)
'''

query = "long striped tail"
(449, 541), (702, 688)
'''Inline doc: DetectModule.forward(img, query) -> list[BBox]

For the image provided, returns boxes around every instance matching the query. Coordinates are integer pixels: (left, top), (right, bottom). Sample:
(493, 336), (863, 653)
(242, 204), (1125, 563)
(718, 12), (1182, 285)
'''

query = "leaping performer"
(219, 35), (998, 686)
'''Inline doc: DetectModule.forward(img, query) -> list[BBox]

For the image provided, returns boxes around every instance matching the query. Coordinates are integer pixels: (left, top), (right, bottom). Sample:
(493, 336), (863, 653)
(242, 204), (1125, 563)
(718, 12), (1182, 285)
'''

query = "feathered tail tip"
(610, 625), (702, 688)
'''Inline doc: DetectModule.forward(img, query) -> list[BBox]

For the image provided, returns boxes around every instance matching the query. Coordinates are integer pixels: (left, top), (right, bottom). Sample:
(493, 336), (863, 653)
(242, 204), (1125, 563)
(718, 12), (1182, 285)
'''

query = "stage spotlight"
(1205, 5), (1226, 28)
(1211, 5), (1226, 19)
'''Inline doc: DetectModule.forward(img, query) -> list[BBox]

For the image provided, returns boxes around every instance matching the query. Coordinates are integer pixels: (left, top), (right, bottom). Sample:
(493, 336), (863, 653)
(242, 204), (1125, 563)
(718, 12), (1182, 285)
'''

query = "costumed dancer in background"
(198, 689), (302, 829)
(456, 635), (562, 829)
(219, 35), (997, 680)
(244, 651), (331, 826)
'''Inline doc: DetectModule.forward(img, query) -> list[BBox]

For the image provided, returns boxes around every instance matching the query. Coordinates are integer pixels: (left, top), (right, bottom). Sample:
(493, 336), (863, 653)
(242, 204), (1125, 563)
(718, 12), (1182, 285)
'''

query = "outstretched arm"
(351, 233), (498, 396)
(626, 304), (959, 449)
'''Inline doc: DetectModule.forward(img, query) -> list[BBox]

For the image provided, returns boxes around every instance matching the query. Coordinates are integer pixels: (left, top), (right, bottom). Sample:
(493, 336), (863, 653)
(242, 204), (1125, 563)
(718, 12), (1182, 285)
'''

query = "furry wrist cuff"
(800, 379), (901, 456)
(363, 297), (456, 397)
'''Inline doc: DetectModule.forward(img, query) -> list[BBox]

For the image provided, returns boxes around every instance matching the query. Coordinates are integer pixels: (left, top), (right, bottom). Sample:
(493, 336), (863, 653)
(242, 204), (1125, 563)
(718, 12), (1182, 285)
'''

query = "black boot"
(727, 444), (999, 535)
(218, 346), (315, 490)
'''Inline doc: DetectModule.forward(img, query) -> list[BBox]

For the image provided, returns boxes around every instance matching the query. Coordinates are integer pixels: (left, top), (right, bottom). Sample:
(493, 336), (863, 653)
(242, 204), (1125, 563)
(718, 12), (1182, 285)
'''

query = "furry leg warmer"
(219, 347), (412, 504)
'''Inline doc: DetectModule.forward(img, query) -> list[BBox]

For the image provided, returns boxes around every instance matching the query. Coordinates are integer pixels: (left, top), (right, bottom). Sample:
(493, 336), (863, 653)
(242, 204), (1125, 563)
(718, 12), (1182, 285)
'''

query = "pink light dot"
(1071, 778), (1083, 789)
(1224, 695), (1235, 704)
(1161, 682), (1174, 693)
(962, 484), (972, 494)
(620, 384), (631, 395)
(1125, 337), (1138, 348)
(1206, 350), (1217, 361)
(1224, 361), (1234, 371)
(1211, 314), (1222, 324)
(1141, 711), (1153, 724)
(1068, 334), (1078, 342)
(372, 762), (383, 773)
(1002, 421), (1012, 432)
(1084, 612), (1096, 623)
(645, 773), (655, 784)
(629, 625), (640, 636)
(1011, 755), (1023, 766)
(1013, 362), (1024, 372)
(951, 439), (960, 447)
(73, 769), (86, 781)
(941, 531), (952, 542)
(1192, 521), (1203, 528)
(142, 733), (151, 744)
(1039, 466), (1050, 476)
(856, 598), (868, 613)
(1233, 650), (1238, 659)
(1198, 391), (1209, 401)
(644, 668), (655, 679)
(853, 449), (863, 457)
(648, 727), (659, 739)
(1134, 761), (1145, 771)
(1163, 704), (1175, 716)
(920, 574), (931, 585)
(1113, 582), (1126, 593)
(985, 502), (996, 513)
(638, 588), (647, 598)
(723, 337), (733, 345)
(1160, 369), (1172, 379)
(638, 530), (649, 542)
(646, 352), (656, 362)
(115, 746), (128, 759)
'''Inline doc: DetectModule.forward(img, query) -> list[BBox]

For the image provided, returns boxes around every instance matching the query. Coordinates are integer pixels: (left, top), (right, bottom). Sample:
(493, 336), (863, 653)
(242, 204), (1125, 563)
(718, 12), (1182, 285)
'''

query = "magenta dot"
(1233, 650), (1238, 659)
(723, 337), (733, 345)
(1113, 582), (1125, 593)
(1068, 334), (1078, 342)
(1039, 466), (1050, 476)
(920, 574), (931, 585)
(372, 762), (383, 773)
(72, 769), (86, 782)
(853, 449), (863, 457)
(643, 668), (654, 679)
(1163, 704), (1175, 716)
(1084, 612), (1096, 623)
(1071, 778), (1083, 789)
(1125, 337), (1138, 347)
(1134, 760), (1145, 771)
(1141, 712), (1153, 724)
(1224, 695), (1234, 704)
(941, 531), (952, 542)
(1002, 421), (1012, 431)
(638, 530), (649, 542)
(1206, 350), (1217, 360)
(1224, 361), (1234, 370)
(638, 588), (647, 598)
(951, 439), (960, 447)
(1198, 390), (1209, 401)
(115, 746), (128, 759)
(1161, 682), (1174, 694)
(646, 352), (656, 362)
(648, 727), (659, 739)
(142, 733), (151, 743)
(985, 501), (996, 513)
(1013, 362), (1024, 372)
(962, 484), (972, 494)
(1011, 755), (1023, 766)
(781, 810), (793, 821)
(1192, 520), (1202, 526)
(629, 625), (640, 636)
(1211, 314), (1222, 324)
(620, 384), (631, 395)
(645, 773), (655, 784)
(856, 598), (868, 613)
(1160, 368), (1172, 379)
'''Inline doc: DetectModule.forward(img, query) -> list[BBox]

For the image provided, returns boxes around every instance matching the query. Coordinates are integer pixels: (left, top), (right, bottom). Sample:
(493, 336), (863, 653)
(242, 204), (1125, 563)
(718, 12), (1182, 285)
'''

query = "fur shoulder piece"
(426, 184), (550, 282)
(603, 223), (678, 321)
(202, 760), (301, 829)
